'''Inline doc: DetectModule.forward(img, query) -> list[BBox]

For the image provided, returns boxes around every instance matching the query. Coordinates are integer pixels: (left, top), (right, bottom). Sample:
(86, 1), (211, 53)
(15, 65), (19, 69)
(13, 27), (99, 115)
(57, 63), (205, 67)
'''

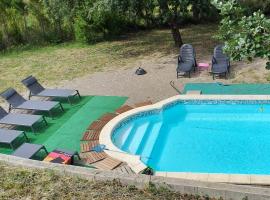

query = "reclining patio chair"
(0, 88), (64, 118)
(12, 143), (48, 159)
(0, 129), (29, 149)
(21, 75), (81, 104)
(211, 45), (230, 80)
(0, 106), (47, 133)
(177, 44), (197, 78)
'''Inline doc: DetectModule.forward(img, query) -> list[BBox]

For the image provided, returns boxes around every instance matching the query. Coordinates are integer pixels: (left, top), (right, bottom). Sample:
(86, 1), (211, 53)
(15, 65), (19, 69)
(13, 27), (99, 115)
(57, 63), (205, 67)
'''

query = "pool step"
(123, 122), (150, 154)
(113, 123), (134, 148)
(139, 122), (162, 163)
(135, 122), (155, 155)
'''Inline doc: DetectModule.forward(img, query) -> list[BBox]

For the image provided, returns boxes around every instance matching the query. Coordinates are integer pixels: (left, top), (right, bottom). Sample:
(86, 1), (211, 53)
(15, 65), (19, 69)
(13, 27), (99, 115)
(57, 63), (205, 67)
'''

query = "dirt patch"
(62, 51), (268, 104)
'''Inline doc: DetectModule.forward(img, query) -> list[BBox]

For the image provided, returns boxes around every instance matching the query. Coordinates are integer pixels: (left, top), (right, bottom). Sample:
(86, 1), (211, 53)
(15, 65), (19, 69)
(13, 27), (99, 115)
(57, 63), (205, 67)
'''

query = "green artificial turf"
(184, 83), (270, 95)
(0, 96), (127, 154)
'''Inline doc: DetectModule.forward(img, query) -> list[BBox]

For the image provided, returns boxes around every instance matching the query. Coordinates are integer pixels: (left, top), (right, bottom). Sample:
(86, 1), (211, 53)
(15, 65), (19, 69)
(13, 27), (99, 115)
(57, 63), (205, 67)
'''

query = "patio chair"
(0, 129), (29, 149)
(0, 106), (47, 133)
(211, 45), (230, 80)
(12, 143), (48, 159)
(21, 75), (81, 104)
(177, 44), (197, 78)
(0, 88), (64, 118)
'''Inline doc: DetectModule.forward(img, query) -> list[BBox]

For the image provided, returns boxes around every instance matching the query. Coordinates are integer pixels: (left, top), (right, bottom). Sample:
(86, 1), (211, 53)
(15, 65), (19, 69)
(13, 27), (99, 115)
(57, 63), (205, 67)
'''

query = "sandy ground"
(62, 52), (268, 104)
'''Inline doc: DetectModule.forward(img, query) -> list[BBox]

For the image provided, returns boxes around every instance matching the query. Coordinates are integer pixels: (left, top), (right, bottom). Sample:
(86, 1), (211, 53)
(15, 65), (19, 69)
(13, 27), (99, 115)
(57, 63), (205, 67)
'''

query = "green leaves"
(212, 0), (270, 69)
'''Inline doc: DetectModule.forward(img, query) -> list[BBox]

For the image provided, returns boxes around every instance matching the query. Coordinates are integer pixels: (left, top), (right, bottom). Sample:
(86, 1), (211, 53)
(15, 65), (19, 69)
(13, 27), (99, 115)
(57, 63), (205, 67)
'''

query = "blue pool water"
(112, 101), (270, 174)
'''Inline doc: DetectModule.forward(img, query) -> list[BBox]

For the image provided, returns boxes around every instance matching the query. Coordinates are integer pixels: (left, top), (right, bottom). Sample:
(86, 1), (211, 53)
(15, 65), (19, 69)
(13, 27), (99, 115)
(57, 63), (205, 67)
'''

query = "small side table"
(44, 148), (80, 164)
(198, 63), (210, 71)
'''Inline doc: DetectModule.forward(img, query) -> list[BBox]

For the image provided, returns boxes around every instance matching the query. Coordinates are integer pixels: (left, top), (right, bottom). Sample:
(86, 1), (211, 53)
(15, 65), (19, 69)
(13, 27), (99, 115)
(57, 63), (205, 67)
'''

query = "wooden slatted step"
(81, 130), (100, 141)
(134, 100), (153, 108)
(115, 105), (134, 114)
(80, 151), (107, 164)
(92, 157), (122, 170)
(113, 164), (135, 174)
(99, 113), (118, 122)
(80, 140), (99, 153)
(87, 120), (108, 131)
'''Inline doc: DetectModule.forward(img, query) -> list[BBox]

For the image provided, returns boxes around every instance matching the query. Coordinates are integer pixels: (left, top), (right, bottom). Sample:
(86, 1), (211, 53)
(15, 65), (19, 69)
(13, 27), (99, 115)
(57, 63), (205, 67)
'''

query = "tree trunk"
(157, 0), (183, 47)
(192, 4), (200, 22)
(171, 3), (183, 47)
(170, 22), (183, 47)
(23, 12), (29, 42)
(0, 14), (10, 49)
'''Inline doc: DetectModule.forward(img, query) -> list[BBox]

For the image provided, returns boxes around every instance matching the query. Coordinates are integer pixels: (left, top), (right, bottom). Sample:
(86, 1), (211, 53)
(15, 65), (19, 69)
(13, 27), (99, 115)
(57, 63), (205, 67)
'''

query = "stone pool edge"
(99, 94), (270, 184)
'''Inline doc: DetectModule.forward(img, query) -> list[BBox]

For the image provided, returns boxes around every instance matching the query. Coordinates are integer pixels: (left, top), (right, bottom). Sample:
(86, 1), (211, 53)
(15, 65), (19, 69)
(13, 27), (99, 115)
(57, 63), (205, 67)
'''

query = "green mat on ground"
(184, 83), (270, 95)
(0, 96), (127, 154)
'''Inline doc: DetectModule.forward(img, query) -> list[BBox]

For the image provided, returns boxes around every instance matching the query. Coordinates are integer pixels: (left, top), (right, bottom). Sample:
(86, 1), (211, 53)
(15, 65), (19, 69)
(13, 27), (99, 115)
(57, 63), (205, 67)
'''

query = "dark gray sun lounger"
(211, 45), (230, 79)
(12, 143), (48, 159)
(0, 107), (47, 133)
(21, 75), (81, 104)
(0, 129), (29, 149)
(0, 88), (64, 118)
(177, 44), (197, 78)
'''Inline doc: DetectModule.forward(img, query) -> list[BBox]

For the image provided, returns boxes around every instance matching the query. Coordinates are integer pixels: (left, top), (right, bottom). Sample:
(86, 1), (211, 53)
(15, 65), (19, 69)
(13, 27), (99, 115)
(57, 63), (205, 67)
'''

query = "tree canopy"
(0, 0), (217, 50)
(1, 0), (269, 70)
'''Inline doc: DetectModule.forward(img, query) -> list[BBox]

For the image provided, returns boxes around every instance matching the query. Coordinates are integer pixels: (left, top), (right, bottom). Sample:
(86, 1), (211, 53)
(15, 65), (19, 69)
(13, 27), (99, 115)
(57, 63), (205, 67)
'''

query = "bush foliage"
(212, 0), (270, 68)
(0, 0), (218, 50)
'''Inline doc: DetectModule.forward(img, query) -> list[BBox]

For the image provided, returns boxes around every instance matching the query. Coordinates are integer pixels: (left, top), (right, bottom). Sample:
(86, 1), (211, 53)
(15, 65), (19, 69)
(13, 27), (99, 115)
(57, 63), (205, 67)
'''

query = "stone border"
(99, 94), (270, 184)
(1, 153), (270, 200)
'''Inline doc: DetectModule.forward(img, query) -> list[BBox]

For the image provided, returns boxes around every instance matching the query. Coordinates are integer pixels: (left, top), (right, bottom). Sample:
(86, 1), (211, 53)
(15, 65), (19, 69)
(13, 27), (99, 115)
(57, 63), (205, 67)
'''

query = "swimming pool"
(112, 98), (270, 175)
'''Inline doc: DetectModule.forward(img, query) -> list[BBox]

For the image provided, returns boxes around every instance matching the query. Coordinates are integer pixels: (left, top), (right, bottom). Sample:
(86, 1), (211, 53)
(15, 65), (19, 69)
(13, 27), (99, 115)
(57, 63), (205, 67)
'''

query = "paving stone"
(115, 105), (134, 114)
(81, 130), (100, 141)
(134, 100), (153, 107)
(99, 113), (118, 122)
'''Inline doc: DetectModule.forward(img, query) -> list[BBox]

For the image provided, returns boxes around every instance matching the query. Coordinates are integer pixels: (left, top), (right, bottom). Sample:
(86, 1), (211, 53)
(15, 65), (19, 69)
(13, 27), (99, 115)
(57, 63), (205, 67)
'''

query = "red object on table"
(198, 63), (210, 70)
(44, 150), (72, 164)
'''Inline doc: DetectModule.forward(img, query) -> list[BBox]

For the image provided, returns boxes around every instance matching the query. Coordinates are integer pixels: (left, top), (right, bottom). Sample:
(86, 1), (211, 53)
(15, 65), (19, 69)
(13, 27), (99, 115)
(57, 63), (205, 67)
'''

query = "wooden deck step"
(87, 120), (108, 131)
(134, 100), (153, 108)
(92, 157), (122, 170)
(99, 113), (118, 122)
(80, 151), (107, 164)
(115, 105), (134, 114)
(80, 140), (99, 153)
(113, 164), (135, 174)
(81, 130), (100, 141)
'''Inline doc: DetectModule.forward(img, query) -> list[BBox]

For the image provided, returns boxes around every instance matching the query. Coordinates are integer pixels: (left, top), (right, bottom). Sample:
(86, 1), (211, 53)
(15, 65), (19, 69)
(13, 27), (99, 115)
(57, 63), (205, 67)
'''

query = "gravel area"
(62, 53), (268, 104)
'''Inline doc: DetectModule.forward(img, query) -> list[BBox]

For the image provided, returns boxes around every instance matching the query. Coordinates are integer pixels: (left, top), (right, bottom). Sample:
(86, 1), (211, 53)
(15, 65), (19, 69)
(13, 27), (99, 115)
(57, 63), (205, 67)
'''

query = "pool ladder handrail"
(170, 81), (182, 94)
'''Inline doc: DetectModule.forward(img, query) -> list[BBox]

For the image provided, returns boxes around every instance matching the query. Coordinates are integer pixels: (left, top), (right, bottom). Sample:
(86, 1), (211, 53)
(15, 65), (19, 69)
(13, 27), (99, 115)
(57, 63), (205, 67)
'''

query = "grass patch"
(0, 24), (218, 94)
(0, 162), (221, 199)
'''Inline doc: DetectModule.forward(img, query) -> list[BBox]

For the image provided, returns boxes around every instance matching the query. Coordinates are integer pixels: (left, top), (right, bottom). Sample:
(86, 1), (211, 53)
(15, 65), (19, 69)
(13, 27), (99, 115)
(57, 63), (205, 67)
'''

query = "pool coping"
(99, 94), (270, 184)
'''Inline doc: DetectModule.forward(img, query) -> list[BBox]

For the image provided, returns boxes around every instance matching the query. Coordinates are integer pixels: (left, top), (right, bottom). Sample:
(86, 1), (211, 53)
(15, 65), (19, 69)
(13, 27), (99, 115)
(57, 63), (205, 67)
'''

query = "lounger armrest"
(178, 55), (183, 63)
(212, 56), (217, 64)
(227, 58), (230, 67)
